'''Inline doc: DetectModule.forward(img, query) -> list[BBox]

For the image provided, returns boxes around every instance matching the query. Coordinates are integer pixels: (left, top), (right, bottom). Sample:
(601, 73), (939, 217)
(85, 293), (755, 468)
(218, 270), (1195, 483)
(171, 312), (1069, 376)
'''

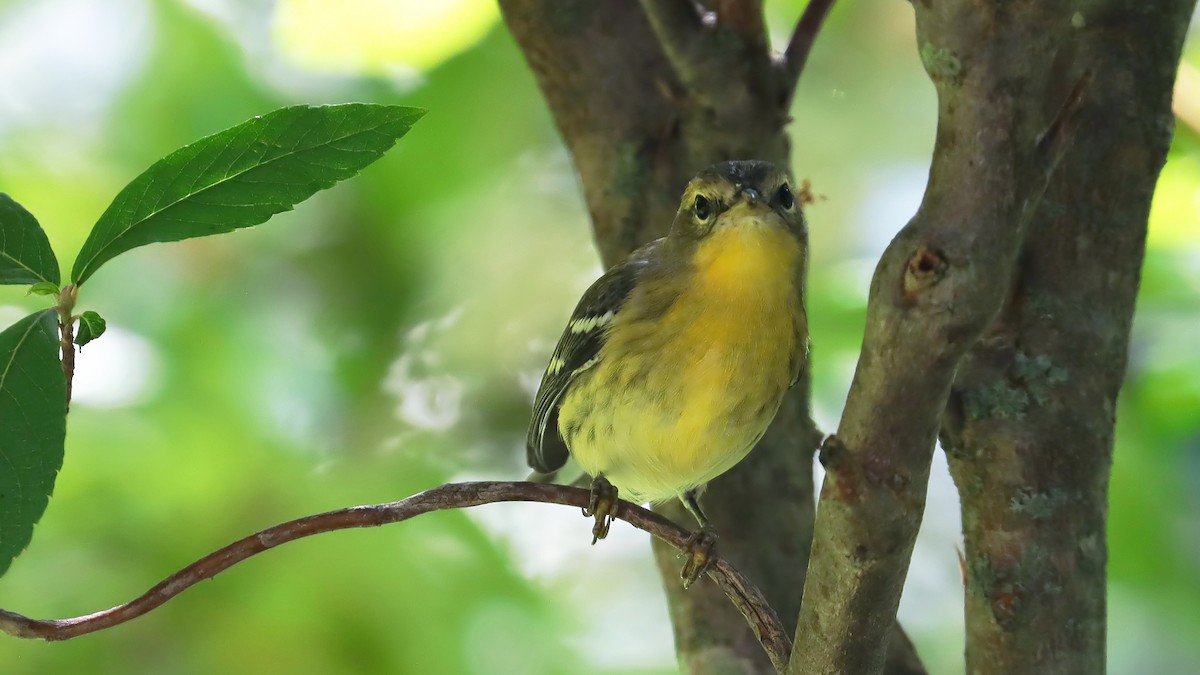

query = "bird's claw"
(582, 475), (618, 544)
(680, 525), (718, 589)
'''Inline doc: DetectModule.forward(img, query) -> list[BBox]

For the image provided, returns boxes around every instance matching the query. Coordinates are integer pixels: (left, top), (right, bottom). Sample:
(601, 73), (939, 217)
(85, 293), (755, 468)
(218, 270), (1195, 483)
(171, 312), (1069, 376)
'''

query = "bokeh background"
(0, 1), (1197, 673)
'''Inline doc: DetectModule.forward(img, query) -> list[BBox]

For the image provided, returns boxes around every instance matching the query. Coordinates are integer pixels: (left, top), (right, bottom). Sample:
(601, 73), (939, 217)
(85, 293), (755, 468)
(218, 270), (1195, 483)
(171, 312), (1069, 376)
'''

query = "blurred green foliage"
(0, 1), (1195, 674)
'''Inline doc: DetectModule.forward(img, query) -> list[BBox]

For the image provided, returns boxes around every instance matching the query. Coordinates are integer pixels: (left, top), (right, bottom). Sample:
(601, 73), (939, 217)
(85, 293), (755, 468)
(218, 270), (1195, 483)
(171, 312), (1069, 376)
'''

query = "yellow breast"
(688, 220), (802, 344)
(662, 222), (801, 448)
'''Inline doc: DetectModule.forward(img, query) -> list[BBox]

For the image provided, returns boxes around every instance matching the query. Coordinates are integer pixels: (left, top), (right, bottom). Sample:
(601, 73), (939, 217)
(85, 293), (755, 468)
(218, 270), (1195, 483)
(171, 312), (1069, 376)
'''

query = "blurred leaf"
(71, 104), (426, 285)
(75, 311), (107, 348)
(26, 282), (59, 297)
(0, 309), (66, 577)
(1147, 155), (1200, 249)
(274, 0), (500, 74)
(0, 194), (60, 286)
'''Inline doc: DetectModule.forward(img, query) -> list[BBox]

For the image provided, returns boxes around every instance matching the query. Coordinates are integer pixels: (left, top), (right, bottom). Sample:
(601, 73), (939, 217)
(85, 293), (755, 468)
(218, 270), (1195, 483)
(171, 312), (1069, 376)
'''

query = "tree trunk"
(498, 4), (805, 672)
(939, 2), (1196, 673)
(789, 1), (1196, 673)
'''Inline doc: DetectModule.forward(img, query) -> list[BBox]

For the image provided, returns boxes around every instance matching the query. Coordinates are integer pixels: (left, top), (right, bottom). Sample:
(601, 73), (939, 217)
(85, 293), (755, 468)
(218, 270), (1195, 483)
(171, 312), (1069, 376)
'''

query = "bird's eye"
(693, 195), (712, 222)
(776, 183), (795, 210)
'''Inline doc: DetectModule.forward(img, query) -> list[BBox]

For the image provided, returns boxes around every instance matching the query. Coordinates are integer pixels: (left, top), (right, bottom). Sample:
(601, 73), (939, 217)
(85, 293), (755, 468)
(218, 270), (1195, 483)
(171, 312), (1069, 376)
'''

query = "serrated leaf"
(0, 309), (66, 577)
(26, 281), (59, 296)
(71, 104), (425, 286)
(75, 310), (106, 347)
(0, 194), (61, 286)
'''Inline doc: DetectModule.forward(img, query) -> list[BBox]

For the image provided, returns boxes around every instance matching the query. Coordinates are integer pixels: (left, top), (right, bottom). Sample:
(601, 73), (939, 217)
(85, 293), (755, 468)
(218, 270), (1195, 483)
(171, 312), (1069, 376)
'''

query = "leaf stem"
(54, 284), (77, 407)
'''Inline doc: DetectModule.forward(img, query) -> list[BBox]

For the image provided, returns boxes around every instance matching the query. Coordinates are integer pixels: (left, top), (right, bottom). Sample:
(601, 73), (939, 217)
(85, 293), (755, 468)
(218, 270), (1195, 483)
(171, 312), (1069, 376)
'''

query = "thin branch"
(0, 481), (791, 673)
(781, 0), (836, 94)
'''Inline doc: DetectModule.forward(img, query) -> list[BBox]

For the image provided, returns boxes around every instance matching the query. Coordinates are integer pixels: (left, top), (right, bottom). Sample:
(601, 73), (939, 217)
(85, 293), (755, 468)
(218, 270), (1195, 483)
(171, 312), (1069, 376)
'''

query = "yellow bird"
(527, 160), (809, 585)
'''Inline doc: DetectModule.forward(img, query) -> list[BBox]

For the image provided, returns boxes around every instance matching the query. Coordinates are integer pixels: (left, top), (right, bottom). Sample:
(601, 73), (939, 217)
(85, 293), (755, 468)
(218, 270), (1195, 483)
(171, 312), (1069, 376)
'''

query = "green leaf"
(0, 309), (66, 577)
(0, 194), (61, 286)
(26, 281), (60, 297)
(70, 104), (425, 286)
(75, 310), (107, 348)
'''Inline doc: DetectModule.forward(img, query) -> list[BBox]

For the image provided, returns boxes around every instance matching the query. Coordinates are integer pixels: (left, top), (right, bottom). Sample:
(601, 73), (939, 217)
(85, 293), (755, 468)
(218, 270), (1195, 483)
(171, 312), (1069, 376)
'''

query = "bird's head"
(668, 160), (806, 244)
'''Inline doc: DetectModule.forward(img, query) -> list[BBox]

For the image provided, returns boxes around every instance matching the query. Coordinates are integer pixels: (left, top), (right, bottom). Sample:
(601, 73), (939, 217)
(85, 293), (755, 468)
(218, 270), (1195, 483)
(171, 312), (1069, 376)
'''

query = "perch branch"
(0, 481), (791, 673)
(781, 0), (837, 94)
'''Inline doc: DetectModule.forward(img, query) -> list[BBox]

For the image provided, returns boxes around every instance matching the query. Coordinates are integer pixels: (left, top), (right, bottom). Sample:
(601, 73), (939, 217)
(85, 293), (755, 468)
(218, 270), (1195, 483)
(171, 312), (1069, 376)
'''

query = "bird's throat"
(692, 224), (800, 303)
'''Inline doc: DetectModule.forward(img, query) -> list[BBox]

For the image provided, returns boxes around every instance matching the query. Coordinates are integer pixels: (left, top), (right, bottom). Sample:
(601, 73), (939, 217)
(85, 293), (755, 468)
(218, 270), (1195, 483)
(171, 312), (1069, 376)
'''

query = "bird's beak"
(717, 186), (777, 230)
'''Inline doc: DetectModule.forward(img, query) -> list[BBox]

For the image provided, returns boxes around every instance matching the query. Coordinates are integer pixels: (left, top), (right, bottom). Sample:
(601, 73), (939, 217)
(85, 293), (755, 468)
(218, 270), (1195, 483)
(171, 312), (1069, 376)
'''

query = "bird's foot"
(680, 525), (718, 590)
(582, 474), (618, 544)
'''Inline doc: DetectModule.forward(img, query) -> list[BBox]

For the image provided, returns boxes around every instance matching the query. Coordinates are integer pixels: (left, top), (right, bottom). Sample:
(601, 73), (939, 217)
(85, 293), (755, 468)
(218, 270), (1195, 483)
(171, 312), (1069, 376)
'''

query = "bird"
(526, 160), (809, 587)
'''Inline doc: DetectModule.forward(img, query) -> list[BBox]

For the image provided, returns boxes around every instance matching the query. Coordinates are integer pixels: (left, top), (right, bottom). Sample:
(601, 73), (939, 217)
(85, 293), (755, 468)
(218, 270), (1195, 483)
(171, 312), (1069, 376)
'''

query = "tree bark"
(788, 1), (1196, 673)
(939, 2), (1196, 673)
(790, 1), (1104, 671)
(498, 2), (925, 673)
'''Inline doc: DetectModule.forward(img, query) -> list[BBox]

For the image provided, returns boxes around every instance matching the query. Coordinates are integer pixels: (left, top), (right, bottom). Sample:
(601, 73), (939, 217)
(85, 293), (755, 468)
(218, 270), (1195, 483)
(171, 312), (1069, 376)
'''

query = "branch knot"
(902, 245), (948, 298)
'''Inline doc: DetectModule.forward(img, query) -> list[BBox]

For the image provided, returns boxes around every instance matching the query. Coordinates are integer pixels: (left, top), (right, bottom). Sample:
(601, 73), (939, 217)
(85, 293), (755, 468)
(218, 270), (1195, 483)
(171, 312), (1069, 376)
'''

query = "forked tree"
(0, 2), (1194, 674)
(498, 1), (1195, 673)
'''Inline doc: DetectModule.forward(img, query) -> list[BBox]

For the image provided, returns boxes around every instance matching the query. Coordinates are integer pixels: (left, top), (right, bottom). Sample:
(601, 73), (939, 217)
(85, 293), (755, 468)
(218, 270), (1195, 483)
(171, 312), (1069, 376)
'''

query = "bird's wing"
(526, 240), (662, 473)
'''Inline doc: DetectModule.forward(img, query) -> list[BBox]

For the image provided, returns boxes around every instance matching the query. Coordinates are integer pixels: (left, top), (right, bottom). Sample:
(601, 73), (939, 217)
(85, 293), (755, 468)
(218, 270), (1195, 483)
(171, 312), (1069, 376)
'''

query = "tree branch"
(781, 0), (836, 97)
(0, 481), (791, 672)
